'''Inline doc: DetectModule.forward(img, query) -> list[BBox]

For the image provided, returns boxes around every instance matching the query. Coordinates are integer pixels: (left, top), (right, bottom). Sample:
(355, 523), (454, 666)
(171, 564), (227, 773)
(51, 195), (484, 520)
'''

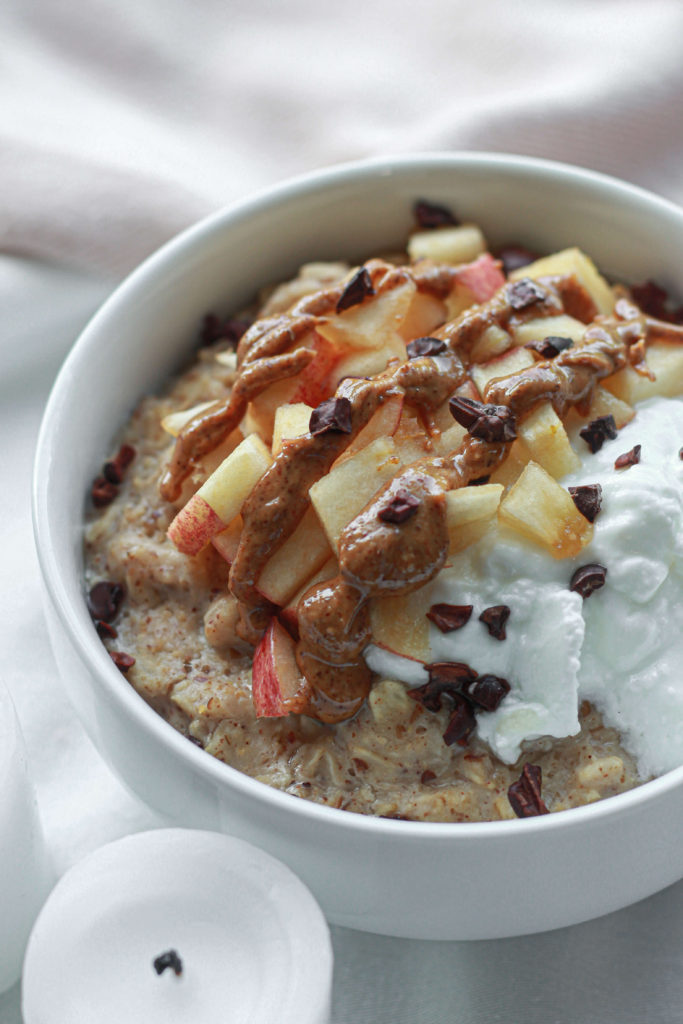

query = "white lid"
(22, 828), (332, 1023)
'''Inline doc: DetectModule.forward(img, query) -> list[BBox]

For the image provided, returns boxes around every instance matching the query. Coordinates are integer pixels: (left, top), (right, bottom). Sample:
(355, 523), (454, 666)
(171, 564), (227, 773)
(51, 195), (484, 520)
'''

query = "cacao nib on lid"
(87, 580), (126, 622)
(507, 278), (546, 311)
(463, 673), (511, 712)
(508, 763), (549, 817)
(378, 488), (420, 524)
(309, 396), (353, 436)
(153, 949), (183, 977)
(570, 563), (607, 599)
(448, 396), (517, 443)
(110, 651), (135, 673)
(478, 604), (510, 641)
(579, 414), (618, 453)
(406, 336), (447, 359)
(413, 199), (459, 229)
(336, 267), (375, 313)
(426, 603), (473, 633)
(568, 483), (603, 523)
(443, 697), (477, 747)
(525, 335), (574, 359)
(614, 444), (641, 469)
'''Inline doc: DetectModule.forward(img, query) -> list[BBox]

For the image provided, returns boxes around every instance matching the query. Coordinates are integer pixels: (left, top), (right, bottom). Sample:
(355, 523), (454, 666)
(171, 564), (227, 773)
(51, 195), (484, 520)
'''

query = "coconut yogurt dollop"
(365, 396), (683, 777)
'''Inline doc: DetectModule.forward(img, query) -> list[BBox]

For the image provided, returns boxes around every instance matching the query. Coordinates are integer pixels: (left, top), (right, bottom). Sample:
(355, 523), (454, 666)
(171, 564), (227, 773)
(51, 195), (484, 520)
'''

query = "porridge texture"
(85, 204), (683, 821)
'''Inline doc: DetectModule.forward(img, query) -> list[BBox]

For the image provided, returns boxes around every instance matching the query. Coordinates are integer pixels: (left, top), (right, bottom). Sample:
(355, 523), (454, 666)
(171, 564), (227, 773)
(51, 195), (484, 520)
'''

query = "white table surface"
(1, 254), (681, 1023)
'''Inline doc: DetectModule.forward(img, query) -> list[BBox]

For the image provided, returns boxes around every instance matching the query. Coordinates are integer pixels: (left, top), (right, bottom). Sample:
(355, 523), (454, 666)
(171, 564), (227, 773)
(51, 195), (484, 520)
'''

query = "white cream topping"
(365, 396), (683, 777)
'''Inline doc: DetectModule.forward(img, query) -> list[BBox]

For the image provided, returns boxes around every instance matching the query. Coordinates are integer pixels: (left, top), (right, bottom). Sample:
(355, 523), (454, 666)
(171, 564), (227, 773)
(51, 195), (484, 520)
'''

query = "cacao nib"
(443, 698), (477, 747)
(579, 414), (618, 453)
(336, 267), (375, 313)
(478, 604), (510, 641)
(87, 581), (126, 622)
(309, 396), (353, 436)
(614, 444), (641, 469)
(408, 662), (477, 712)
(95, 620), (118, 640)
(570, 563), (607, 599)
(426, 603), (473, 633)
(525, 335), (574, 359)
(103, 443), (136, 484)
(199, 313), (249, 348)
(406, 336), (447, 359)
(568, 483), (603, 523)
(110, 651), (135, 672)
(378, 489), (420, 524)
(421, 769), (436, 784)
(91, 476), (118, 508)
(496, 245), (536, 276)
(414, 199), (459, 229)
(680, 447), (683, 460)
(468, 475), (491, 486)
(463, 674), (511, 711)
(507, 278), (546, 311)
(448, 396), (517, 443)
(629, 279), (683, 323)
(508, 763), (548, 817)
(153, 949), (183, 977)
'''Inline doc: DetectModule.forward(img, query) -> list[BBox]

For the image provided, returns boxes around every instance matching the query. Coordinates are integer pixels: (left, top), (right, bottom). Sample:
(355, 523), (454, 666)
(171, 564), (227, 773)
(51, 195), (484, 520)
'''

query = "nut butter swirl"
(163, 263), (683, 723)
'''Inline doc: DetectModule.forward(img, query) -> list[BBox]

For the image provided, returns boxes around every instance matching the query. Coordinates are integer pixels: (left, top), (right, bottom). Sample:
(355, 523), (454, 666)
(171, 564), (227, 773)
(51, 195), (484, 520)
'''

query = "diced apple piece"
(257, 507), (333, 607)
(309, 437), (401, 550)
(431, 421), (467, 456)
(602, 342), (683, 403)
(317, 277), (416, 352)
(471, 346), (536, 398)
(244, 376), (299, 442)
(167, 433), (272, 555)
(445, 484), (503, 554)
(252, 618), (311, 717)
(455, 253), (506, 303)
(272, 402), (313, 456)
(161, 400), (218, 437)
(343, 394), (403, 458)
(290, 332), (341, 407)
(498, 461), (593, 558)
(369, 587), (432, 662)
(431, 379), (480, 432)
(212, 514), (243, 564)
(470, 325), (512, 363)
(510, 247), (615, 316)
(511, 314), (587, 348)
(332, 336), (406, 383)
(516, 402), (581, 478)
(408, 224), (486, 265)
(488, 440), (530, 490)
(280, 557), (338, 633)
(563, 385), (635, 432)
(399, 291), (447, 342)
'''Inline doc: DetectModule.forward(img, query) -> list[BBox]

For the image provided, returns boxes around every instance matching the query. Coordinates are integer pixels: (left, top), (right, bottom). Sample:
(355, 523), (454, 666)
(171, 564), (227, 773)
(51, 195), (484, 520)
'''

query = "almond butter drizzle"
(161, 264), (683, 723)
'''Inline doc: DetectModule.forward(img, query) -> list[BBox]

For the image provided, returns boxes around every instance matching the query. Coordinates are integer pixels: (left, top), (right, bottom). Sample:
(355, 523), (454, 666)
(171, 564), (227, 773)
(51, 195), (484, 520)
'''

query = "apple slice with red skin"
(454, 252), (506, 303)
(340, 394), (404, 460)
(252, 618), (312, 717)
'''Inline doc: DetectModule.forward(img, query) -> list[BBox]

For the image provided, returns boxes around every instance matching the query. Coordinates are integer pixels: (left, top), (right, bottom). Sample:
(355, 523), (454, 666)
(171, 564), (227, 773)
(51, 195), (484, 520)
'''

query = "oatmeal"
(84, 205), (683, 821)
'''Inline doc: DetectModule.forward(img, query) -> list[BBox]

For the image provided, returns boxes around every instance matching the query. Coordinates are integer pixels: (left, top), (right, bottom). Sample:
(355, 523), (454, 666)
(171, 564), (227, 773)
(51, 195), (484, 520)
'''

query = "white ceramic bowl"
(33, 153), (683, 940)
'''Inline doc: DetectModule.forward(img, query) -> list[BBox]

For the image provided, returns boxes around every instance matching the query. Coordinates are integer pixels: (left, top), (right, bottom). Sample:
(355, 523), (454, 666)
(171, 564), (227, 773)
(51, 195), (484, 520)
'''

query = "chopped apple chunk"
(332, 337), (406, 383)
(252, 618), (311, 717)
(309, 437), (401, 550)
(470, 325), (512, 363)
(212, 514), (243, 564)
(510, 247), (615, 316)
(408, 224), (486, 265)
(272, 402), (313, 456)
(445, 484), (503, 554)
(317, 277), (416, 352)
(161, 400), (219, 437)
(343, 394), (403, 458)
(563, 385), (635, 432)
(602, 342), (683, 403)
(498, 461), (593, 558)
(257, 507), (332, 607)
(471, 346), (536, 398)
(280, 557), (338, 632)
(516, 402), (581, 478)
(431, 421), (467, 456)
(488, 440), (530, 490)
(369, 587), (433, 662)
(512, 314), (587, 348)
(399, 291), (447, 341)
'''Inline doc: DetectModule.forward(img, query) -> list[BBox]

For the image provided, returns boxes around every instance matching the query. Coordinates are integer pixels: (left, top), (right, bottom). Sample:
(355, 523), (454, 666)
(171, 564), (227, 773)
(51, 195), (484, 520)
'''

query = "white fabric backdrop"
(1, 1), (682, 1020)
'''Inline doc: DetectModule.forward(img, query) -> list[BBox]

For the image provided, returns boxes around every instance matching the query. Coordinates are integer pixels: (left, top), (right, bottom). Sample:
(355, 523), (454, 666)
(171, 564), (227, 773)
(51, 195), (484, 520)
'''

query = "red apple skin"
(456, 253), (505, 303)
(252, 619), (311, 717)
(291, 331), (342, 408)
(167, 493), (225, 555)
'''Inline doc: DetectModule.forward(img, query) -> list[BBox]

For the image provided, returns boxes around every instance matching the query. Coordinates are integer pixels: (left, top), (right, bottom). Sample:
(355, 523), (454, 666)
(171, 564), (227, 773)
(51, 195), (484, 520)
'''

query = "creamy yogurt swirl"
(366, 396), (683, 776)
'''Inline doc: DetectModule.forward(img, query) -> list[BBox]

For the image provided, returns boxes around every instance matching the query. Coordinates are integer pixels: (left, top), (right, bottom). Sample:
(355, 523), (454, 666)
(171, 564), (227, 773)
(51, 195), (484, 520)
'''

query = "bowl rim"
(32, 149), (683, 841)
